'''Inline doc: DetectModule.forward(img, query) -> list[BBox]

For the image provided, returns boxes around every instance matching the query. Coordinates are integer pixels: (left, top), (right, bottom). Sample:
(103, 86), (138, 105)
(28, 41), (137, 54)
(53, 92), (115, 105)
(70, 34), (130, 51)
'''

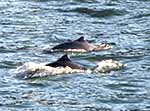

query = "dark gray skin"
(46, 54), (87, 70)
(52, 37), (96, 51)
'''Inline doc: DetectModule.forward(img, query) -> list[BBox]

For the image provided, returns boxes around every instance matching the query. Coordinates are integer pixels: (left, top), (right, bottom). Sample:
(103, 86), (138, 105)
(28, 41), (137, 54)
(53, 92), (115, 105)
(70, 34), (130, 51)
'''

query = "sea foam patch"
(94, 59), (125, 73)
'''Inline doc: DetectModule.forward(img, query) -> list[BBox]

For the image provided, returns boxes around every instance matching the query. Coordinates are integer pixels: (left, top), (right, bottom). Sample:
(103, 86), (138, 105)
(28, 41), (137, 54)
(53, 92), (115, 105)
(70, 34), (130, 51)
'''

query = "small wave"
(73, 0), (97, 3)
(0, 46), (16, 53)
(131, 13), (150, 19)
(0, 44), (33, 53)
(20, 0), (50, 2)
(115, 48), (150, 58)
(14, 60), (124, 79)
(0, 61), (18, 69)
(58, 7), (127, 18)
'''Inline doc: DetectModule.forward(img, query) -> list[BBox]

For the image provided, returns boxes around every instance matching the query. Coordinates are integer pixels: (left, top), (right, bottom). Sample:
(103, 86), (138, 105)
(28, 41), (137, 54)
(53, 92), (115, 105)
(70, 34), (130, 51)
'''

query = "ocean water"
(0, 0), (150, 110)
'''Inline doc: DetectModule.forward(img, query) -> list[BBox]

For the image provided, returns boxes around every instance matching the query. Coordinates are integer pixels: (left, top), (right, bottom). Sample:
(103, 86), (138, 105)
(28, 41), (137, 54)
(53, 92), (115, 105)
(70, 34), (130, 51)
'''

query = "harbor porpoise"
(46, 54), (87, 70)
(51, 37), (96, 51)
(48, 37), (112, 52)
(15, 55), (124, 79)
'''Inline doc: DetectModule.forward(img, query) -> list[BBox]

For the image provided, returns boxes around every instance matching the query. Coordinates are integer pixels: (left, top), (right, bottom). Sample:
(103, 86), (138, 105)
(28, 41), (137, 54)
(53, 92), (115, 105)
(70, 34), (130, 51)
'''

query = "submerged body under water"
(0, 0), (150, 111)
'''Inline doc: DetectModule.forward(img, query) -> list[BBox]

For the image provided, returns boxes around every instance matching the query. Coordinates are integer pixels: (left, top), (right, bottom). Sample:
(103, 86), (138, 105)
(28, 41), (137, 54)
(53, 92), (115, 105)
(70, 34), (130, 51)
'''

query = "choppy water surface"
(0, 0), (150, 110)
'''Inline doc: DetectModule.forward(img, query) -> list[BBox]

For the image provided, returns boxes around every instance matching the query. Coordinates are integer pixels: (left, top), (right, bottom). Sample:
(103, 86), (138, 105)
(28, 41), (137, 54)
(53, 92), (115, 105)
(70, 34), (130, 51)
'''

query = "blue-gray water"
(0, 0), (150, 110)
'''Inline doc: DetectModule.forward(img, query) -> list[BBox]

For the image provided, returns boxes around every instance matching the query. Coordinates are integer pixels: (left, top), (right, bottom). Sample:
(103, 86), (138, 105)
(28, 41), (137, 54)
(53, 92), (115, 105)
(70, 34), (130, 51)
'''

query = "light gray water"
(0, 0), (150, 110)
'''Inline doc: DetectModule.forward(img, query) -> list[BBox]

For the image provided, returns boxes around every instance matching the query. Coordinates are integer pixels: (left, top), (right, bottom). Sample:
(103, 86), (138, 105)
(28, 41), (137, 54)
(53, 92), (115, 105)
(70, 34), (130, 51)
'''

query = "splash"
(15, 60), (124, 79)
(94, 59), (125, 73)
(15, 62), (86, 79)
(94, 44), (113, 51)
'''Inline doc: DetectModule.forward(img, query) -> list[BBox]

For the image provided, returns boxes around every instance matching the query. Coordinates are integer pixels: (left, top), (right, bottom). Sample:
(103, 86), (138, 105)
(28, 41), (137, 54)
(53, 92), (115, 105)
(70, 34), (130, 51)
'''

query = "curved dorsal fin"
(57, 54), (71, 61)
(75, 36), (85, 42)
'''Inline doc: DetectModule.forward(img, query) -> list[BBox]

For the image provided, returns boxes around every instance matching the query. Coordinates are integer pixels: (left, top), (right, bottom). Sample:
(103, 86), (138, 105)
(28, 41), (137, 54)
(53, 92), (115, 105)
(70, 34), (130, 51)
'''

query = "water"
(0, 0), (150, 110)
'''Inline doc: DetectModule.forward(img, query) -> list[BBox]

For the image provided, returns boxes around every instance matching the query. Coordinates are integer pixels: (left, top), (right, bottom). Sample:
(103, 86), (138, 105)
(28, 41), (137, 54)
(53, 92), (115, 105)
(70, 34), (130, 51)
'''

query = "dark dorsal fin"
(57, 54), (71, 62)
(75, 36), (85, 42)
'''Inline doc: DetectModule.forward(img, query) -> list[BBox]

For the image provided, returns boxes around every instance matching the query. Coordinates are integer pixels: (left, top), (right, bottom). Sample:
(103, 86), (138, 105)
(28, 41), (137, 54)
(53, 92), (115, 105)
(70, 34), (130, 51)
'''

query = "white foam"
(15, 60), (124, 79)
(94, 44), (113, 51)
(50, 49), (87, 52)
(15, 62), (85, 79)
(94, 59), (124, 73)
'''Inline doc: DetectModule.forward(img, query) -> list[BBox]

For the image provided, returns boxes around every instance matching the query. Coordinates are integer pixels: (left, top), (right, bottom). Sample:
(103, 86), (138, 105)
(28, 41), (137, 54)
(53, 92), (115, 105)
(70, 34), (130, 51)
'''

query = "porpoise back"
(46, 54), (86, 70)
(52, 37), (96, 51)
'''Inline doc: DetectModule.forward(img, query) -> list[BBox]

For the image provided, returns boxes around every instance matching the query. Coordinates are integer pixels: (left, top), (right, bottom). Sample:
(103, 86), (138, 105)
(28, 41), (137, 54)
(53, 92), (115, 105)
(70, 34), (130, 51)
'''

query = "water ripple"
(58, 7), (128, 18)
(0, 0), (150, 110)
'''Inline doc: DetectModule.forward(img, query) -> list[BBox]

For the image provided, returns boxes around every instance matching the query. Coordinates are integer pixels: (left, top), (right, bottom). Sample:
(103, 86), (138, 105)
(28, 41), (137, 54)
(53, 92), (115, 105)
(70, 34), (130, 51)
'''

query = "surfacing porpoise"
(46, 54), (87, 70)
(48, 37), (112, 52)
